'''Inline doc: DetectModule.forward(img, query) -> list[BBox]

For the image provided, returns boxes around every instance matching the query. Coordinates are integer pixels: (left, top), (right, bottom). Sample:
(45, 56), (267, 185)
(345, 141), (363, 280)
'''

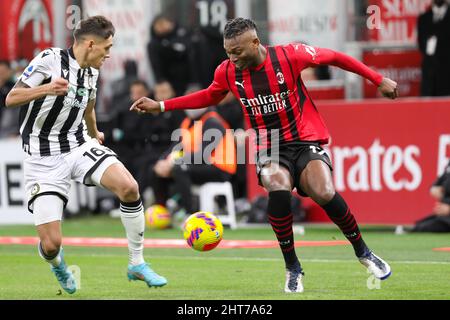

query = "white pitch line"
(79, 254), (450, 265)
(2, 251), (449, 265)
(156, 256), (450, 265)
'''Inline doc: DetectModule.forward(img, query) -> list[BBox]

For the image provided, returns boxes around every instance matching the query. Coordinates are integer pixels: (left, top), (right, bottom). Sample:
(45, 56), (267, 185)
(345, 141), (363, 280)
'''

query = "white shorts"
(24, 138), (121, 223)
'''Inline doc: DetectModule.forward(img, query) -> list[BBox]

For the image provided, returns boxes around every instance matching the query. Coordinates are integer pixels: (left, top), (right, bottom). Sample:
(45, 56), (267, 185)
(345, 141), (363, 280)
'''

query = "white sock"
(38, 242), (62, 268)
(120, 200), (145, 266)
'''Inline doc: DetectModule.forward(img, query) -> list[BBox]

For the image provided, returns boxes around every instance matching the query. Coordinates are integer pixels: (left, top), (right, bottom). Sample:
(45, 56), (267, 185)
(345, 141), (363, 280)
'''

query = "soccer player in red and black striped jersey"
(131, 18), (397, 293)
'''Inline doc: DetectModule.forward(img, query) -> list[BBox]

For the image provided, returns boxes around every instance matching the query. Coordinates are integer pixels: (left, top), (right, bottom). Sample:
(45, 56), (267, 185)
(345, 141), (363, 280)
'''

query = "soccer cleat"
(51, 252), (77, 294)
(127, 263), (167, 287)
(284, 265), (304, 293)
(359, 251), (391, 280)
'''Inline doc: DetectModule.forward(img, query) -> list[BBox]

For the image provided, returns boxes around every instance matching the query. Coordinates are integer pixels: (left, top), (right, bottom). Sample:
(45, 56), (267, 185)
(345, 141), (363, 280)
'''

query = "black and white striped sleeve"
(20, 49), (56, 88)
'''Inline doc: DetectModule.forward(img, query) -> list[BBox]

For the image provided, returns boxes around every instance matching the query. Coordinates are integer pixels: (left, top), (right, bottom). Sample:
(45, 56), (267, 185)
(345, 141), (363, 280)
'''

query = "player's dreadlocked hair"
(223, 18), (258, 39)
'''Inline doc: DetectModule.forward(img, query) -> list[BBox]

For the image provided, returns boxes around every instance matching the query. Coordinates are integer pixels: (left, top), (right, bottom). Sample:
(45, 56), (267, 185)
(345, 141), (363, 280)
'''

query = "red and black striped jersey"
(164, 43), (383, 150)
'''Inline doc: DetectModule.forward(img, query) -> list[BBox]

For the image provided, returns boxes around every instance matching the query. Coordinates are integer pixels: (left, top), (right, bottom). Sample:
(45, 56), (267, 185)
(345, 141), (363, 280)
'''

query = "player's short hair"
(130, 79), (150, 92)
(152, 13), (175, 26)
(74, 16), (115, 41)
(223, 18), (258, 39)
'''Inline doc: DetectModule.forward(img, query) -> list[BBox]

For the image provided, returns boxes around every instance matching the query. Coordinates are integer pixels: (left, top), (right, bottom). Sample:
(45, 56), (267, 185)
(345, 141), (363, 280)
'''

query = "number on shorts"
(309, 145), (326, 156)
(83, 147), (107, 162)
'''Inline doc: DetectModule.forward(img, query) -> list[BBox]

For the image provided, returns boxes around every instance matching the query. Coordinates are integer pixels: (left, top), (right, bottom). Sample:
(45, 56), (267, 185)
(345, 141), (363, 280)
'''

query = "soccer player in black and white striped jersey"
(5, 16), (167, 294)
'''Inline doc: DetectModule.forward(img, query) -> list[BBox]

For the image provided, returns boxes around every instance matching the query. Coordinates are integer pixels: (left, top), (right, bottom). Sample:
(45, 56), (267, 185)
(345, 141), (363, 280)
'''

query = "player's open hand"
(95, 131), (105, 145)
(130, 97), (161, 114)
(47, 78), (69, 96)
(378, 77), (398, 100)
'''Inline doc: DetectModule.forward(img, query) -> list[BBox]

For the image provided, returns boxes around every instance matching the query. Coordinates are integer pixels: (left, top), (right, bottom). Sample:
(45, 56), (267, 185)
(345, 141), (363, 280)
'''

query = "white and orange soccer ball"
(183, 212), (223, 251)
(145, 205), (171, 229)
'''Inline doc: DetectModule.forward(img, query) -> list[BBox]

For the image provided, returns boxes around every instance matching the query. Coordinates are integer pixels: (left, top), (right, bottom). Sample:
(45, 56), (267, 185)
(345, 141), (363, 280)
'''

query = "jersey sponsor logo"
(64, 86), (89, 109)
(68, 86), (88, 97)
(239, 90), (291, 116)
(63, 97), (88, 109)
(62, 69), (69, 78)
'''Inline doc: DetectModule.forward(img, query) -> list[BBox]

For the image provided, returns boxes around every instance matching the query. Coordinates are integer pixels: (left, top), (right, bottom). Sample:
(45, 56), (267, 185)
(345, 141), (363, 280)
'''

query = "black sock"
(267, 191), (300, 269)
(321, 192), (370, 257)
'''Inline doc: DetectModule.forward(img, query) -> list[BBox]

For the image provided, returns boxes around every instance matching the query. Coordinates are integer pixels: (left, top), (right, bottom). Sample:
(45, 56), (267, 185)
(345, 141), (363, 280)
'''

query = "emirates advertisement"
(247, 99), (450, 224)
(0, 0), (54, 61)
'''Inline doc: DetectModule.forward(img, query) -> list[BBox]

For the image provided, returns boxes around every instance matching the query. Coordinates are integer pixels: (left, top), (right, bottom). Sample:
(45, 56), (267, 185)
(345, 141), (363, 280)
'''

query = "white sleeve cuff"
(160, 101), (165, 112)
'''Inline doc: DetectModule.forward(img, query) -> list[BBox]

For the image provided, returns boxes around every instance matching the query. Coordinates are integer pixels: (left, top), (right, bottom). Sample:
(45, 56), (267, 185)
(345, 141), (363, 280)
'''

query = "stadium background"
(0, 0), (449, 226)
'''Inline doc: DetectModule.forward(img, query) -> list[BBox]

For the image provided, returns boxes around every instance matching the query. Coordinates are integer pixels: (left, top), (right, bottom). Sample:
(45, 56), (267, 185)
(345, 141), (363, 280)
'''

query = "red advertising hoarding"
(363, 49), (422, 98)
(308, 86), (345, 100)
(247, 98), (450, 224)
(0, 0), (54, 61)
(367, 0), (431, 43)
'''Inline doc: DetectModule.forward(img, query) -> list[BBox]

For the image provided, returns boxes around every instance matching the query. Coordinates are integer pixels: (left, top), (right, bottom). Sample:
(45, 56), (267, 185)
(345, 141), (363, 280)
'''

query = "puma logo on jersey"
(235, 80), (245, 89)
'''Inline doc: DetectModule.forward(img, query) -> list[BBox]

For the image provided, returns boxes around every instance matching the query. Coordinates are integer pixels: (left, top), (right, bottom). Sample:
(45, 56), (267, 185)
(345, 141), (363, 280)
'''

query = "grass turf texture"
(0, 216), (449, 300)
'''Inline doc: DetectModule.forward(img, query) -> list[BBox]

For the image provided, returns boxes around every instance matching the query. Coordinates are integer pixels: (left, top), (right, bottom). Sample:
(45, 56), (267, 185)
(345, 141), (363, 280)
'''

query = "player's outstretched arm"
(297, 45), (399, 100)
(130, 86), (228, 114)
(5, 78), (69, 108)
(130, 62), (230, 115)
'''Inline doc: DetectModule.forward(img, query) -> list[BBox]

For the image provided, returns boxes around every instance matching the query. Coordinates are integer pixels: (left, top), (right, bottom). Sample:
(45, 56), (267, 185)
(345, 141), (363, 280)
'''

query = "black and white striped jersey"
(18, 47), (99, 156)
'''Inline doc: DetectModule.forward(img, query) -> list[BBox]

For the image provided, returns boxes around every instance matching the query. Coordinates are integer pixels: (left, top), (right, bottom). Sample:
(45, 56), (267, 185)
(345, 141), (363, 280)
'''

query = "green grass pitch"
(0, 216), (449, 300)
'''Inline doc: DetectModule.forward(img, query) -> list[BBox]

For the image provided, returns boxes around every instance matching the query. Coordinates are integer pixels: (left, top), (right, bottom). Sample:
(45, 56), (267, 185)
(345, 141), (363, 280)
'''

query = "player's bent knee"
(118, 179), (140, 201)
(260, 166), (292, 192)
(311, 186), (335, 205)
(40, 238), (61, 256)
(265, 181), (291, 192)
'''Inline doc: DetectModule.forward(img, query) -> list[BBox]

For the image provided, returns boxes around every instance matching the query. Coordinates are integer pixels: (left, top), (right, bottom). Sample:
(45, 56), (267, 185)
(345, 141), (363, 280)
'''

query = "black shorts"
(256, 142), (333, 197)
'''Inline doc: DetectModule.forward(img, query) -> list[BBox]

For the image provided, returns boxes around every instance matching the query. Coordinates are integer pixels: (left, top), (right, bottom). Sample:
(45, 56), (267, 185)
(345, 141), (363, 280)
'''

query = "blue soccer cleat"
(51, 251), (77, 294)
(127, 263), (167, 288)
(359, 251), (392, 280)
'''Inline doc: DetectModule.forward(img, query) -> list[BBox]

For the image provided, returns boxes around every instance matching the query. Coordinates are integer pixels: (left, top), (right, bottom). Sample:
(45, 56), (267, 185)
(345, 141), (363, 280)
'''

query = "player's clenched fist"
(378, 77), (398, 100)
(129, 97), (161, 114)
(47, 78), (69, 96)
